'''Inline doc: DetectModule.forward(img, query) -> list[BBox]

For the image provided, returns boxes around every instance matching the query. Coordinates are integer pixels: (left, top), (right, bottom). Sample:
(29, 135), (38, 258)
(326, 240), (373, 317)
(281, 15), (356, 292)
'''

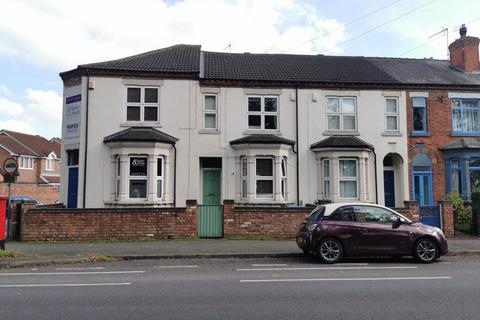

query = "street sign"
(3, 158), (18, 174)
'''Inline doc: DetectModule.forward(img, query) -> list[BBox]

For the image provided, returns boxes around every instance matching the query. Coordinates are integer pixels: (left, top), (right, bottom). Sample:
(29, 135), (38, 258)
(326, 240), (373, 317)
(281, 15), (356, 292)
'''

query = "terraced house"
(59, 27), (480, 232)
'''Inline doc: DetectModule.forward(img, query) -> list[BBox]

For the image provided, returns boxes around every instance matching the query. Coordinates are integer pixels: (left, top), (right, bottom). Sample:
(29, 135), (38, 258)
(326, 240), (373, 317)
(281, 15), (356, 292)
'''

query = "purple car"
(296, 203), (448, 264)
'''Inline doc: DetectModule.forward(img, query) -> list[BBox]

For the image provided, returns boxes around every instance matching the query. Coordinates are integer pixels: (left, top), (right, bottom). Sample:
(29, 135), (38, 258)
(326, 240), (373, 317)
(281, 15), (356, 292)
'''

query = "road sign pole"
(6, 182), (11, 241)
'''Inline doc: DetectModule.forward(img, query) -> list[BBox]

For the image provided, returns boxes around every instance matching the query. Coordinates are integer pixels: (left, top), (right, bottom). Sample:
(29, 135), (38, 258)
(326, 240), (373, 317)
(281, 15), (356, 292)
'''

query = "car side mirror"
(392, 217), (402, 229)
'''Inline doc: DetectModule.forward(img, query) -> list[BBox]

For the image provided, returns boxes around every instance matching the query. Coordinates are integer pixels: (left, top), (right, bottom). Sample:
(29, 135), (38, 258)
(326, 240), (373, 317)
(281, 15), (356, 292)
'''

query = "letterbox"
(0, 195), (8, 250)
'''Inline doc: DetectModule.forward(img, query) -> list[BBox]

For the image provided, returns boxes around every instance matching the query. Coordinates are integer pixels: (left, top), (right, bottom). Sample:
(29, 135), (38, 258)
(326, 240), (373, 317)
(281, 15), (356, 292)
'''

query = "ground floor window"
(339, 159), (358, 199)
(129, 156), (148, 198)
(256, 157), (274, 198)
(322, 159), (331, 199)
(447, 158), (480, 200)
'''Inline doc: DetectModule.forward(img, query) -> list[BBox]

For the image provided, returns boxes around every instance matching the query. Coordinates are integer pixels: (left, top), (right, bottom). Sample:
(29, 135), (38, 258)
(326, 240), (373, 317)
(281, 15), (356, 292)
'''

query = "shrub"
(447, 192), (472, 233)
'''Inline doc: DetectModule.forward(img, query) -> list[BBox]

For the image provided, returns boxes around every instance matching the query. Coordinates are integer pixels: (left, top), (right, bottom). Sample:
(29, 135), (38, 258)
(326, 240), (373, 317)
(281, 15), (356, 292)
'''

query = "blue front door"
(412, 173), (433, 206)
(384, 170), (395, 207)
(67, 167), (78, 208)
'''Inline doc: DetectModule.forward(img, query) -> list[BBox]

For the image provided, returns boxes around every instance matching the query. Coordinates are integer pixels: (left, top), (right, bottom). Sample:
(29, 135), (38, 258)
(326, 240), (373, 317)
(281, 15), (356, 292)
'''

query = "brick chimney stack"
(448, 24), (480, 72)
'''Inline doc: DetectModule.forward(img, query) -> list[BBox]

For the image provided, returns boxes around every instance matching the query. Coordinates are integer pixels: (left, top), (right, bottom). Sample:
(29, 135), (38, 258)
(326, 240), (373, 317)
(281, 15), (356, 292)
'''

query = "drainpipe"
(373, 148), (378, 204)
(82, 69), (90, 208)
(295, 84), (300, 205)
(173, 144), (177, 207)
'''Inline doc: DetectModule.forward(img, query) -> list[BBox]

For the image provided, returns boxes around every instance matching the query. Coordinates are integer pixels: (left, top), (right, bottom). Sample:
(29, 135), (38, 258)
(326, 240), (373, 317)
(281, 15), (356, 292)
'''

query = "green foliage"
(0, 250), (16, 258)
(447, 192), (472, 233)
(88, 254), (118, 262)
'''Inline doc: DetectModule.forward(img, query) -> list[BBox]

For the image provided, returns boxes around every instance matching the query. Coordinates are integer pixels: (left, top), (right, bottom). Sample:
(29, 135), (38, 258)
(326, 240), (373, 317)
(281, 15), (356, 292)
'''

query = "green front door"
(198, 170), (223, 238)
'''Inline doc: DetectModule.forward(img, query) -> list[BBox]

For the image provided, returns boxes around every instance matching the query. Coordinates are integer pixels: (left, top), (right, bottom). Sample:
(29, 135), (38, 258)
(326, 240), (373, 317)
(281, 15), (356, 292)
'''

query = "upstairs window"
(247, 96), (278, 130)
(46, 154), (55, 171)
(385, 98), (399, 131)
(326, 97), (357, 131)
(203, 94), (218, 130)
(67, 149), (79, 166)
(412, 97), (427, 133)
(452, 99), (480, 134)
(126, 87), (159, 122)
(19, 156), (34, 169)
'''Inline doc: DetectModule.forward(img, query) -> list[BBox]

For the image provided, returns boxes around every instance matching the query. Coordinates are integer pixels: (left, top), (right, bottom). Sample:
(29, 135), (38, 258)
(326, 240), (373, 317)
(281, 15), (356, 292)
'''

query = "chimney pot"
(460, 24), (467, 39)
(448, 23), (479, 72)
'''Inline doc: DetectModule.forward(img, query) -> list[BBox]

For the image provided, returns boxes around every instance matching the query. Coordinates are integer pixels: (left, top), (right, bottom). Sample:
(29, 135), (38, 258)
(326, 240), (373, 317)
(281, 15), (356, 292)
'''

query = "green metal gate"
(197, 205), (223, 238)
(198, 169), (223, 238)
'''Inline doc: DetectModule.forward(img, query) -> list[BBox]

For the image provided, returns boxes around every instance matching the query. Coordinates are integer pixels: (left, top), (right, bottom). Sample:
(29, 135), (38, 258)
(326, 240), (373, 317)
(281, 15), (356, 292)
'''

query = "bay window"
(322, 159), (331, 199)
(129, 156), (148, 198)
(281, 157), (287, 199)
(247, 96), (278, 130)
(339, 159), (358, 199)
(241, 157), (248, 198)
(326, 97), (357, 131)
(256, 158), (274, 198)
(157, 157), (164, 198)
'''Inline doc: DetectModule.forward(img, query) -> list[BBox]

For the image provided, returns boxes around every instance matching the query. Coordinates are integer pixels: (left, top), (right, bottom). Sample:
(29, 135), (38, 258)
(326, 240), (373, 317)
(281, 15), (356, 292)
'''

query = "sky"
(0, 0), (480, 139)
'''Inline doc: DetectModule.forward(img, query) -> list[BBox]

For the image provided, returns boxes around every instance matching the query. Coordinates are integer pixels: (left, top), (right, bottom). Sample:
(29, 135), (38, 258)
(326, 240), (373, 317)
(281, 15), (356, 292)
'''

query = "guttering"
(295, 83), (300, 205)
(373, 148), (378, 204)
(173, 144), (177, 207)
(82, 69), (90, 208)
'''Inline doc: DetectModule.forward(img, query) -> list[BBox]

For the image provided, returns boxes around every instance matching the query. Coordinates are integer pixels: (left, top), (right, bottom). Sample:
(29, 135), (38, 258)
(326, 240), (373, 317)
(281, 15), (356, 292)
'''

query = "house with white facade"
(59, 43), (480, 212)
(59, 45), (412, 210)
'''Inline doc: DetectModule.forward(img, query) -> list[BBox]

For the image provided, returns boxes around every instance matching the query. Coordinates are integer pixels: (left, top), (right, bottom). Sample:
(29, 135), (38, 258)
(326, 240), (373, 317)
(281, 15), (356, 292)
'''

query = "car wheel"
(317, 238), (343, 264)
(414, 238), (438, 263)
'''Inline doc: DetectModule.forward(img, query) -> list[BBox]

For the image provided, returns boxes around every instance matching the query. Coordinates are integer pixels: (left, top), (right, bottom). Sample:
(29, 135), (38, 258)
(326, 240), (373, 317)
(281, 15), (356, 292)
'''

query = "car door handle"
(357, 228), (368, 233)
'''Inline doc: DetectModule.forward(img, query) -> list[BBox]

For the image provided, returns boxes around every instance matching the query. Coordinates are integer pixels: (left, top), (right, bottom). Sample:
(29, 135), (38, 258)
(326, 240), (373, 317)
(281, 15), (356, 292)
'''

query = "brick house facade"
(0, 130), (61, 204)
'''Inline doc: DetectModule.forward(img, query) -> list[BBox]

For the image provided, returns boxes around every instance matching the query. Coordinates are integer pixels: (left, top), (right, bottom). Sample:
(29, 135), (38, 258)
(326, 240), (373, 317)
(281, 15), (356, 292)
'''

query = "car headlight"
(307, 224), (318, 232)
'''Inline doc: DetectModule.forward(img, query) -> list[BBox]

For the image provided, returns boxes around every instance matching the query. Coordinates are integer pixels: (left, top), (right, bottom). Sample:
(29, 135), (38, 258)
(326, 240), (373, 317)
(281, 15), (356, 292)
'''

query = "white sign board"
(64, 95), (81, 139)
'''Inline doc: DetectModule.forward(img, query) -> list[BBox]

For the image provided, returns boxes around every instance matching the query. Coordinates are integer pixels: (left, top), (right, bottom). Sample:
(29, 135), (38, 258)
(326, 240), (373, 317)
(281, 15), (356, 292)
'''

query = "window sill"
(450, 132), (480, 137)
(322, 131), (360, 136)
(120, 121), (162, 128)
(198, 129), (220, 135)
(410, 132), (431, 137)
(381, 131), (402, 137)
(242, 130), (281, 135)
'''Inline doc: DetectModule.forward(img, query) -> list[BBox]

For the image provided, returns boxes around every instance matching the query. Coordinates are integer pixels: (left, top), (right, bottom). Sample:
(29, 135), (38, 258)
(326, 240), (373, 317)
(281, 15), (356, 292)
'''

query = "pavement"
(0, 237), (479, 268)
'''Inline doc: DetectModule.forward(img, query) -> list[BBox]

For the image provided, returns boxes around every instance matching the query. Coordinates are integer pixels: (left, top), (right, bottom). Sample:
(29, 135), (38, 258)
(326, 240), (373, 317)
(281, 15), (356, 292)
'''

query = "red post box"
(0, 195), (8, 250)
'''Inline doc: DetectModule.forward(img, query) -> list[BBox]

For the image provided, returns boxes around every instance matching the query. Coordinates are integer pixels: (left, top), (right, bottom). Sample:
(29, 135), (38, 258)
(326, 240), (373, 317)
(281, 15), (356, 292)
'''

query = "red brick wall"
(223, 200), (311, 239)
(0, 183), (59, 204)
(407, 90), (457, 203)
(21, 201), (197, 241)
(449, 37), (480, 72)
(439, 200), (454, 237)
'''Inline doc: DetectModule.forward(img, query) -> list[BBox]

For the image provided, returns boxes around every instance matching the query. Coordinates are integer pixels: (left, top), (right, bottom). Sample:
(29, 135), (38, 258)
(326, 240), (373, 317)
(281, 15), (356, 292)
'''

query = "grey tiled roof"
(310, 136), (374, 150)
(203, 52), (398, 84)
(103, 127), (178, 144)
(439, 138), (480, 150)
(230, 134), (295, 146)
(367, 57), (480, 86)
(79, 44), (201, 73)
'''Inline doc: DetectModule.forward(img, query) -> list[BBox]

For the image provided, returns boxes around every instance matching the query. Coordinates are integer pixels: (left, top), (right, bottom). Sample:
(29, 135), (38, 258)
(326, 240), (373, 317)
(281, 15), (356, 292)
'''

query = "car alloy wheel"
(414, 238), (438, 263)
(318, 238), (343, 264)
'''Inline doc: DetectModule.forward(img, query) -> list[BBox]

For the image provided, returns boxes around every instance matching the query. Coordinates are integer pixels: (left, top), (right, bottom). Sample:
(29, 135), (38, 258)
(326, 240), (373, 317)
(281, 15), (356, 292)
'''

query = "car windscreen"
(306, 206), (325, 222)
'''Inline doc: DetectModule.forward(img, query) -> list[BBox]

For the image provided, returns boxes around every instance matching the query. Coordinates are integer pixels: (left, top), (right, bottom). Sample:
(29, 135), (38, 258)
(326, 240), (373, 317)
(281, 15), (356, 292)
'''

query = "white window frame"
(338, 158), (359, 199)
(128, 155), (148, 199)
(240, 157), (248, 199)
(115, 157), (121, 199)
(156, 157), (164, 199)
(281, 157), (287, 199)
(247, 96), (279, 130)
(125, 86), (160, 123)
(19, 156), (34, 170)
(255, 157), (274, 199)
(45, 154), (55, 171)
(203, 94), (218, 130)
(326, 97), (357, 131)
(385, 97), (399, 132)
(322, 159), (331, 199)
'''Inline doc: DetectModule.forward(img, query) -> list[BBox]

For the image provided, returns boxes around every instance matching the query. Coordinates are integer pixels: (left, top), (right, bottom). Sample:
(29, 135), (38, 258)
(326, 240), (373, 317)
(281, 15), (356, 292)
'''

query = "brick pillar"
(185, 199), (197, 235)
(223, 199), (235, 237)
(403, 200), (419, 222)
(438, 200), (454, 237)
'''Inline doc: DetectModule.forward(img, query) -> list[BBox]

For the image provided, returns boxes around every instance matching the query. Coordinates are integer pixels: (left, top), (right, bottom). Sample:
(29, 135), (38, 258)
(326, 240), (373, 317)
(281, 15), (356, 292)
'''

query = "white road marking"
(439, 262), (452, 264)
(0, 271), (145, 276)
(251, 264), (287, 267)
(240, 276), (452, 283)
(0, 283), (132, 288)
(55, 267), (106, 270)
(236, 266), (418, 271)
(154, 265), (199, 269)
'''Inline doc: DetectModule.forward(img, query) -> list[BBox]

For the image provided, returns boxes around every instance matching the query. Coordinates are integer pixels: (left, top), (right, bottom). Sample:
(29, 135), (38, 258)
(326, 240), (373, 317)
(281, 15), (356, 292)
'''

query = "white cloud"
(0, 88), (61, 138)
(0, 0), (347, 70)
(0, 119), (36, 135)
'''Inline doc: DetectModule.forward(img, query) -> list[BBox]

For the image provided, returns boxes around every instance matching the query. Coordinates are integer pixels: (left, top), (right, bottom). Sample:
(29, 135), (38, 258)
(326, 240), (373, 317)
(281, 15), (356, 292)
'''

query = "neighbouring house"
(0, 130), (61, 204)
(58, 25), (480, 225)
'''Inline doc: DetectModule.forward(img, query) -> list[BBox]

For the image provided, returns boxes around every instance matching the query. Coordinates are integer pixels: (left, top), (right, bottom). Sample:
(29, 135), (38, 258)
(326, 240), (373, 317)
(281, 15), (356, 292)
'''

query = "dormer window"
(46, 153), (56, 171)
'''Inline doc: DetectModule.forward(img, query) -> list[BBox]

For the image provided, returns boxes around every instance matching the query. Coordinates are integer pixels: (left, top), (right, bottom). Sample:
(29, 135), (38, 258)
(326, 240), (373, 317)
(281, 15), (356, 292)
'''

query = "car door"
(352, 205), (412, 254)
(321, 206), (361, 255)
